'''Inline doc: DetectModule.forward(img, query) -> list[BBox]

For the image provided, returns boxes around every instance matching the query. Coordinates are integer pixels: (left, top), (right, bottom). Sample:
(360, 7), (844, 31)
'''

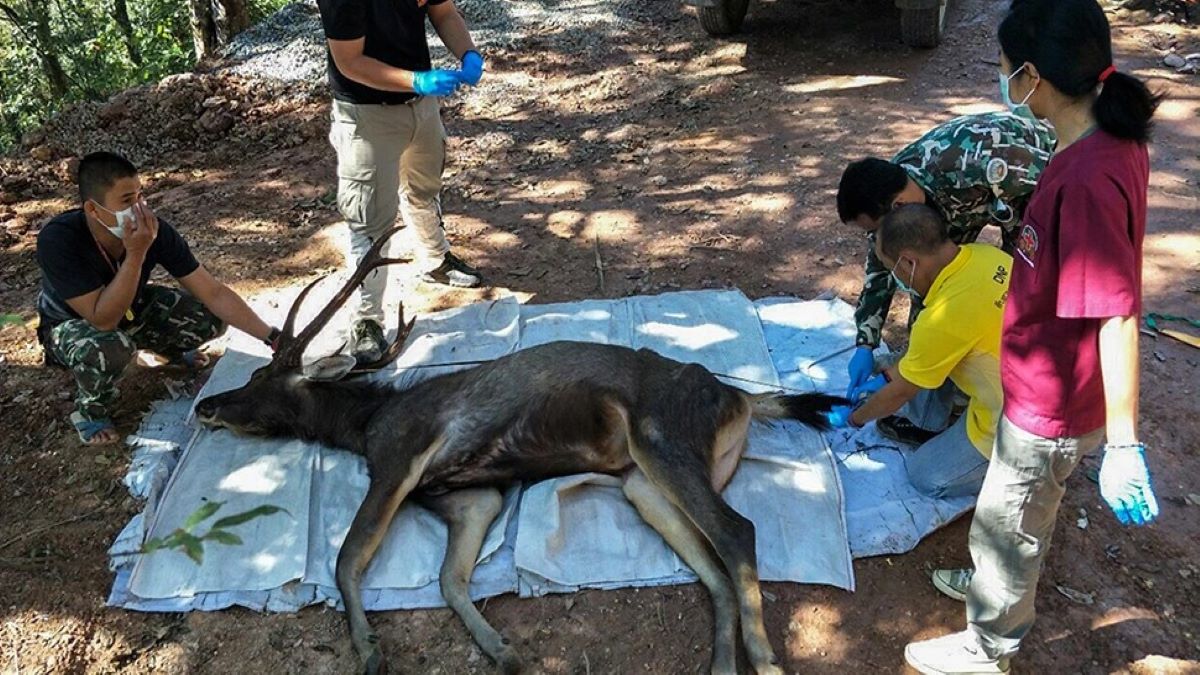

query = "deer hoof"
(495, 645), (522, 675)
(362, 648), (386, 675)
(360, 634), (386, 675)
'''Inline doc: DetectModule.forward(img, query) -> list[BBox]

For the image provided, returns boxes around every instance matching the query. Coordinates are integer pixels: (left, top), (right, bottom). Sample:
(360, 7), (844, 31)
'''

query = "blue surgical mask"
(93, 201), (136, 239)
(891, 256), (920, 298)
(999, 65), (1035, 119)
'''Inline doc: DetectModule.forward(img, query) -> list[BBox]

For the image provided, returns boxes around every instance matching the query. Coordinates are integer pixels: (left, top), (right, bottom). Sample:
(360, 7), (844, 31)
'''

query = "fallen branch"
(593, 233), (605, 292)
(0, 507), (106, 551)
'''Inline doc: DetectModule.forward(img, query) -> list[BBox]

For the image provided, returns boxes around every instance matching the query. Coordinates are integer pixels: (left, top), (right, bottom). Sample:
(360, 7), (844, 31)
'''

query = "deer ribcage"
(407, 342), (743, 495)
(415, 383), (638, 494)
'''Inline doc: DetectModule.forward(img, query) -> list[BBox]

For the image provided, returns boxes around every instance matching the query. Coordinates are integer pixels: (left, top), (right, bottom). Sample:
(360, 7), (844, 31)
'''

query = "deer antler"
(275, 225), (409, 367)
(279, 275), (325, 346)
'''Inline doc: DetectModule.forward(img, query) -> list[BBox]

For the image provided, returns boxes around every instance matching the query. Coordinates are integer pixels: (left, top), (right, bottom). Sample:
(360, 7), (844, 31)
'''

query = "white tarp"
(109, 288), (972, 614)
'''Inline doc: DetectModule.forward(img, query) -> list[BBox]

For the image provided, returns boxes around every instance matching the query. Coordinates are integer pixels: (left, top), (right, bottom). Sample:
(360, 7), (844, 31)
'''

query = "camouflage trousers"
(46, 285), (225, 422)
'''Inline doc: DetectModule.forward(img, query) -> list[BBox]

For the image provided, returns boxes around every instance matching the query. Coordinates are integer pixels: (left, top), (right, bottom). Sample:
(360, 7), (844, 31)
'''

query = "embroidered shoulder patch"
(986, 157), (1009, 185)
(1015, 223), (1039, 268)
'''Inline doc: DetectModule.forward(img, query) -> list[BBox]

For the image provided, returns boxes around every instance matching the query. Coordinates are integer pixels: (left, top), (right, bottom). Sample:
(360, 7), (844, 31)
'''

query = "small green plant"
(140, 500), (287, 565)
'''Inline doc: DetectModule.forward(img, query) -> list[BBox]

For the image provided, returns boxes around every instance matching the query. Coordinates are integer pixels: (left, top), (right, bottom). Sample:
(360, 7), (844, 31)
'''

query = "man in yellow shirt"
(826, 204), (1010, 502)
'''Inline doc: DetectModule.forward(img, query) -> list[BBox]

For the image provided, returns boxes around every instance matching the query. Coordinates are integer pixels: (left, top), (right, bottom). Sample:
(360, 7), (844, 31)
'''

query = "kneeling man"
(826, 204), (1010, 502)
(36, 152), (279, 445)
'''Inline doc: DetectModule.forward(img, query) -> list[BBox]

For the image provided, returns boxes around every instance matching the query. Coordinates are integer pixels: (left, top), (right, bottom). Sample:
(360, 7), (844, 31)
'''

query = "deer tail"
(747, 392), (848, 431)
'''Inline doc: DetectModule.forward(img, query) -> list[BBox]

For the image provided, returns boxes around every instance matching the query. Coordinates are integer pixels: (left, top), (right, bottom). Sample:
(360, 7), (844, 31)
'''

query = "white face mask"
(890, 256), (921, 299)
(93, 201), (136, 239)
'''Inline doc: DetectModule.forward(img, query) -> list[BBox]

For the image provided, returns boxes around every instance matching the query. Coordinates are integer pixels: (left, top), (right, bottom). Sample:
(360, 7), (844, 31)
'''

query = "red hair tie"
(1098, 65), (1117, 83)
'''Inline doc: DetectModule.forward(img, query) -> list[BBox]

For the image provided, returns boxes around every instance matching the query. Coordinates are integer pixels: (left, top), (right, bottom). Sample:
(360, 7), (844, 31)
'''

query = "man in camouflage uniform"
(36, 152), (280, 445)
(834, 111), (1055, 442)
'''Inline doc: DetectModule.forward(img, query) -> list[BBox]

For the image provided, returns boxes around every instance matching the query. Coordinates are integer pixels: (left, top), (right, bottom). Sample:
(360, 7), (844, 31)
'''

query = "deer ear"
(302, 354), (357, 381)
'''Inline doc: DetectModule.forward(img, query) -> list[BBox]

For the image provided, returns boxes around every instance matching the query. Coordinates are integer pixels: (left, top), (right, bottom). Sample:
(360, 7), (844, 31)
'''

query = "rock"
(159, 72), (197, 89)
(164, 118), (197, 140)
(3, 217), (29, 234)
(1164, 53), (1187, 69)
(21, 129), (46, 148)
(58, 157), (80, 181)
(202, 96), (228, 109)
(198, 109), (236, 134)
(1, 174), (29, 191)
(98, 100), (130, 123)
(29, 145), (53, 162)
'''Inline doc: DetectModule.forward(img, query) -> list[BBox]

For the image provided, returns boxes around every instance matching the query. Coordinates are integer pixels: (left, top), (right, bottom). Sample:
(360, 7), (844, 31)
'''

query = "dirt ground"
(2, 0), (1199, 672)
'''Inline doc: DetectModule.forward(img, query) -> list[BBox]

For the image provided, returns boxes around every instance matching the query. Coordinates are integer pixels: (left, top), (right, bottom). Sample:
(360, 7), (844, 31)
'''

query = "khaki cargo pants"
(329, 96), (451, 323)
(966, 415), (1104, 658)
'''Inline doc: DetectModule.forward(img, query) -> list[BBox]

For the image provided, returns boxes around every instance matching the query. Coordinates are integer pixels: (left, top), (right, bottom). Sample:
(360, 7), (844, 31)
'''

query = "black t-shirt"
(35, 209), (201, 332)
(317, 0), (449, 105)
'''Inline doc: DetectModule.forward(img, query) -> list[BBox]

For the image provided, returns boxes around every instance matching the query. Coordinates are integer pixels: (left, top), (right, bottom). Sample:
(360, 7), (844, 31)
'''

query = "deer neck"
(296, 380), (392, 455)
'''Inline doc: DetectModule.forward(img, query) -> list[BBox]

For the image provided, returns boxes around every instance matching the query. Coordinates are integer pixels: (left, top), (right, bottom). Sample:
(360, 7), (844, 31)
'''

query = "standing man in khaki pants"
(318, 0), (485, 362)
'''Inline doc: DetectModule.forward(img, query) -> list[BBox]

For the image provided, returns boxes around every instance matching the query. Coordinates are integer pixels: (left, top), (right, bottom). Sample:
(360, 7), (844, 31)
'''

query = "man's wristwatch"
(265, 327), (282, 351)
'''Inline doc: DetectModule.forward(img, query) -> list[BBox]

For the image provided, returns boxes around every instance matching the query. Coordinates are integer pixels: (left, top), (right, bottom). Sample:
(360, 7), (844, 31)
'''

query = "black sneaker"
(876, 415), (939, 446)
(350, 319), (386, 366)
(421, 252), (482, 288)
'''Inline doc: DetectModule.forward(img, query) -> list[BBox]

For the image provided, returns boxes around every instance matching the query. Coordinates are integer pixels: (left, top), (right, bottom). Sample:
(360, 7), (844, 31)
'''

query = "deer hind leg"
(337, 436), (445, 675)
(630, 420), (783, 675)
(622, 468), (739, 675)
(422, 488), (521, 675)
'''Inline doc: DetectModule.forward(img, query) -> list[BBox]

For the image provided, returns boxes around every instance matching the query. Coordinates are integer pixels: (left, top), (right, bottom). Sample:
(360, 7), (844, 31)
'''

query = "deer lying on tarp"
(194, 226), (845, 675)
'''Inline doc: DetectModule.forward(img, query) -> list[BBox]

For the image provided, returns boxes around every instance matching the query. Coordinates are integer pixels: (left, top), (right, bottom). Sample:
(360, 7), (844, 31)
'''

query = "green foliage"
(0, 0), (293, 151)
(139, 500), (288, 565)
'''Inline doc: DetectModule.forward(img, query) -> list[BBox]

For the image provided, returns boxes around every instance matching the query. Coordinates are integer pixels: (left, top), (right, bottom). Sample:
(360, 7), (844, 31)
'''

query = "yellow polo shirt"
(898, 244), (1010, 457)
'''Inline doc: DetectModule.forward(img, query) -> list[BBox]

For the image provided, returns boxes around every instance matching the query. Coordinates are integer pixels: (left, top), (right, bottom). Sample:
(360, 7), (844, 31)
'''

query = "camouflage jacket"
(855, 111), (1057, 347)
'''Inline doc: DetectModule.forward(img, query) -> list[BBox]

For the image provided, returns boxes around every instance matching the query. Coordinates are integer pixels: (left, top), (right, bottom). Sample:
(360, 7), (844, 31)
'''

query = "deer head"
(194, 226), (414, 437)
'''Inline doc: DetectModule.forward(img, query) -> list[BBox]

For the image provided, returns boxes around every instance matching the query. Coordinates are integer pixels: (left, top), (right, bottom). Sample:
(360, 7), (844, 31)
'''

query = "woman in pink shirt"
(905, 1), (1161, 673)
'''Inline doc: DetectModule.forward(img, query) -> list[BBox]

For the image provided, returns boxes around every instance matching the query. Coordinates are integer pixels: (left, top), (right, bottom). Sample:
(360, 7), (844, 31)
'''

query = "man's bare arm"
(327, 37), (419, 92)
(428, 0), (476, 59)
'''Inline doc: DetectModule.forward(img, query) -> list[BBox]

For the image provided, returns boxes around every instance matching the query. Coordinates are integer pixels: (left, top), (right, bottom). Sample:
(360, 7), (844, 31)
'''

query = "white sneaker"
(904, 630), (1010, 674)
(931, 568), (974, 602)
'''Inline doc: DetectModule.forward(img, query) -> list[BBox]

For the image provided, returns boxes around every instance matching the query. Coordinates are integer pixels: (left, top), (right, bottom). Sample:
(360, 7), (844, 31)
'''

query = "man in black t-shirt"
(317, 0), (486, 365)
(36, 152), (279, 445)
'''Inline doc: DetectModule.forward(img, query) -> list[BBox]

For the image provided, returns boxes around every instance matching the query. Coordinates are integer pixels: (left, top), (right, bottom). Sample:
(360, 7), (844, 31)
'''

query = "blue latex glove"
(851, 374), (887, 402)
(412, 69), (463, 97)
(1099, 444), (1159, 526)
(846, 346), (875, 399)
(460, 50), (484, 86)
(824, 405), (856, 429)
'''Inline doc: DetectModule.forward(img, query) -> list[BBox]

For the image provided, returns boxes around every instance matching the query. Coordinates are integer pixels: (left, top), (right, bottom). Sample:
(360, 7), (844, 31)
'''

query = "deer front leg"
(336, 481), (408, 674)
(337, 437), (445, 674)
(424, 488), (521, 674)
(622, 469), (740, 675)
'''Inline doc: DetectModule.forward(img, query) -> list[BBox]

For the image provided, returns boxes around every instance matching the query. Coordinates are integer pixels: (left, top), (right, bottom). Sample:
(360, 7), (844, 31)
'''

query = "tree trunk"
(218, 0), (249, 41)
(111, 0), (142, 65)
(187, 0), (249, 62)
(187, 0), (217, 61)
(24, 1), (70, 97)
(0, 1), (70, 97)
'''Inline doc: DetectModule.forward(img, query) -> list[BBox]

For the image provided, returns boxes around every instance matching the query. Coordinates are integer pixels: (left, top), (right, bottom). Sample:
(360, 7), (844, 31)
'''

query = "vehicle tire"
(698, 0), (749, 36)
(900, 2), (946, 48)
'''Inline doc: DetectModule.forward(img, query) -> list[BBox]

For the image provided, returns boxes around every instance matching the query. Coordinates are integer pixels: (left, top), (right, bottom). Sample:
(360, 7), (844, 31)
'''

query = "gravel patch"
(217, 0), (644, 84)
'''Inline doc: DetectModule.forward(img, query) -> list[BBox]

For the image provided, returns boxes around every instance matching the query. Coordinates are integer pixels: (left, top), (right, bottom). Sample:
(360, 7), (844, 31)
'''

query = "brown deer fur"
(194, 227), (844, 675)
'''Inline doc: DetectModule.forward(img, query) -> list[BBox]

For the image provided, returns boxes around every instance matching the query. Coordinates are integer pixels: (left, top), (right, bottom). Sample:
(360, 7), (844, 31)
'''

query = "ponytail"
(1093, 70), (1162, 142)
(999, 0), (1163, 143)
